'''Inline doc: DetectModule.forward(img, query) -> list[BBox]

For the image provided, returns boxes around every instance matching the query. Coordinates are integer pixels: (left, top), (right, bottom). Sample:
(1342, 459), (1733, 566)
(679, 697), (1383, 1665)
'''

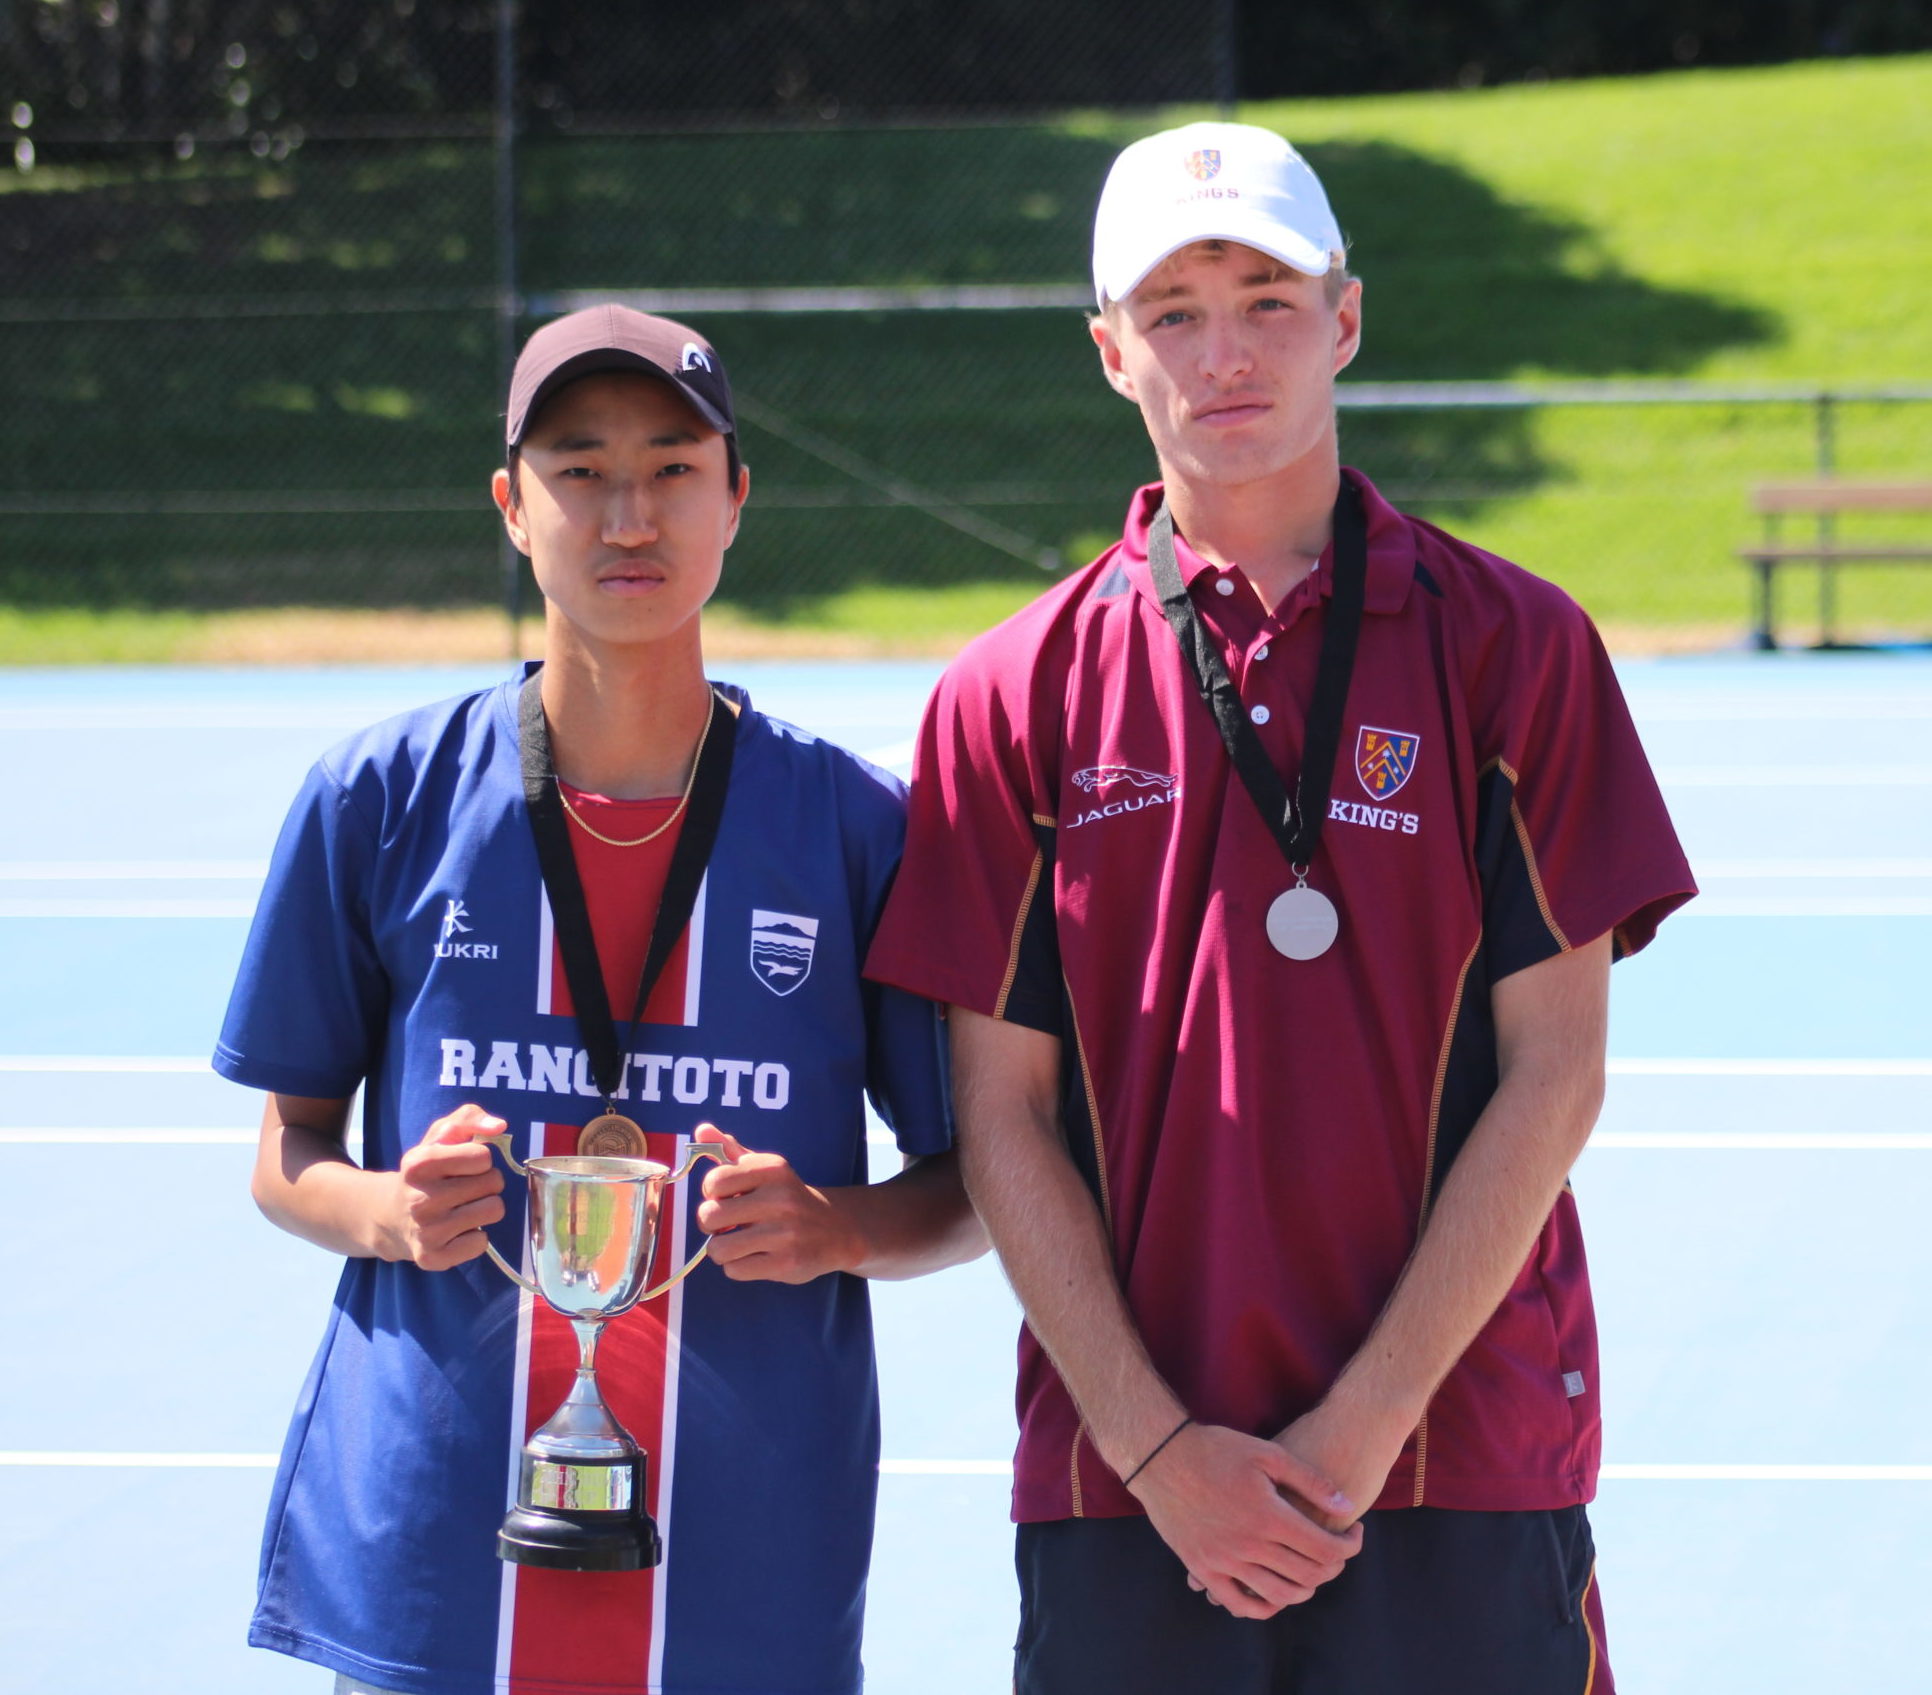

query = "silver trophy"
(479, 1133), (725, 1571)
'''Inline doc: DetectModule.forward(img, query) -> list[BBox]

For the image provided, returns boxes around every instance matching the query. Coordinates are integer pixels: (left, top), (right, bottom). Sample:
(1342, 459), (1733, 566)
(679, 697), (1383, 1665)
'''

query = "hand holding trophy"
(477, 1131), (726, 1572)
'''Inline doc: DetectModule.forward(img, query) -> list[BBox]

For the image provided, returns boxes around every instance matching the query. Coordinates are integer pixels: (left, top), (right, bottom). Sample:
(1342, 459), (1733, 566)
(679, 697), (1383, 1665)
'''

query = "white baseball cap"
(1091, 121), (1344, 307)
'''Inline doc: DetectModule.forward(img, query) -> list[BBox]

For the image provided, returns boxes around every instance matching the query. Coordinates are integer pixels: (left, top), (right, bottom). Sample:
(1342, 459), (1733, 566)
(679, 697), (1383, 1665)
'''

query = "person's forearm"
(953, 1027), (1186, 1477)
(252, 1116), (398, 1259)
(1314, 942), (1610, 1456)
(1322, 1061), (1602, 1447)
(954, 1010), (1363, 1610)
(819, 1150), (989, 1280)
(254, 1096), (508, 1270)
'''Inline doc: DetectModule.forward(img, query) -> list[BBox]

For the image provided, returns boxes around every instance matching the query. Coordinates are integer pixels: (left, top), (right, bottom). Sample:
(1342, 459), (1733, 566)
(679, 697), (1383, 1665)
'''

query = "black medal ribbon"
(1146, 475), (1369, 880)
(518, 670), (737, 1109)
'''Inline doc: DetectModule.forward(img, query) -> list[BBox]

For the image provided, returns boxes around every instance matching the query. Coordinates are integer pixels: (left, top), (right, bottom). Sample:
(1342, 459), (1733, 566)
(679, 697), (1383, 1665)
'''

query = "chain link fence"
(2, 4), (1927, 633)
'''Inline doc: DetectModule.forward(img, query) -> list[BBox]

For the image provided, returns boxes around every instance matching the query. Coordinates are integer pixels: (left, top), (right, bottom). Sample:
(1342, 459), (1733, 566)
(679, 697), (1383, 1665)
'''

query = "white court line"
(1654, 765), (1932, 786)
(1606, 1058), (1932, 1077)
(0, 898), (256, 918)
(1680, 897), (1932, 917)
(1633, 703), (1932, 725)
(0, 860), (268, 880)
(1695, 858), (1932, 878)
(0, 1128), (254, 1144)
(880, 1460), (1014, 1476)
(0, 1056), (212, 1072)
(1601, 1464), (1932, 1482)
(0, 706), (406, 731)
(4, 1452), (1925, 1480)
(0, 1451), (277, 1468)
(1590, 1131), (1932, 1150)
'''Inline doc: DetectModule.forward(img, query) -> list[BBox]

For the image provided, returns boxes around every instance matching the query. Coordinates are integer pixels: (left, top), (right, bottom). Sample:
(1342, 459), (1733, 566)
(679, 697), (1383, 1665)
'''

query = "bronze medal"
(577, 1112), (650, 1160)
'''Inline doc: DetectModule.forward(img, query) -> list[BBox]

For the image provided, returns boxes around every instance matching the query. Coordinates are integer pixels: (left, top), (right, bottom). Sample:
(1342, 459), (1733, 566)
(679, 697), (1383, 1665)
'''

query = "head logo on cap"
(1184, 149), (1222, 182)
(680, 342), (713, 373)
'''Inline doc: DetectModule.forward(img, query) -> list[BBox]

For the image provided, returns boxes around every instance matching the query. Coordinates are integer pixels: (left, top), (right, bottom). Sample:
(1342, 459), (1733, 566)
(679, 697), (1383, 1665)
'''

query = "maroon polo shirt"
(866, 469), (1696, 1522)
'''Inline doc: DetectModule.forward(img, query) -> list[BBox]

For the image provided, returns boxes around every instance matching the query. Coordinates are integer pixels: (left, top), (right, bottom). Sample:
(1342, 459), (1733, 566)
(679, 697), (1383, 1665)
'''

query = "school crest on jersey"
(750, 909), (818, 997)
(1355, 726), (1421, 800)
(1184, 148), (1222, 181)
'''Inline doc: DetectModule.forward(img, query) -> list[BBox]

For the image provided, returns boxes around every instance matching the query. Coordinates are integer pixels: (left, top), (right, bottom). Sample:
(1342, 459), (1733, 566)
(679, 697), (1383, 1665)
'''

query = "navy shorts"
(1015, 1505), (1611, 1695)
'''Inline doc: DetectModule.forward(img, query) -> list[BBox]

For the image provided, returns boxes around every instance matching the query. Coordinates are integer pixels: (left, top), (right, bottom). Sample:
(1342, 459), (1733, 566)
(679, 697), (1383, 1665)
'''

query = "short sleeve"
(863, 643), (1063, 1034)
(861, 977), (953, 1157)
(212, 760), (389, 1098)
(1473, 595), (1696, 979)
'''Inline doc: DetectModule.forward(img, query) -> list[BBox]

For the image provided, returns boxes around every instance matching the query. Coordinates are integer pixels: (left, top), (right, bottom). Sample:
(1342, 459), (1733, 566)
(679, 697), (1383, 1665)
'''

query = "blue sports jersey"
(214, 670), (951, 1695)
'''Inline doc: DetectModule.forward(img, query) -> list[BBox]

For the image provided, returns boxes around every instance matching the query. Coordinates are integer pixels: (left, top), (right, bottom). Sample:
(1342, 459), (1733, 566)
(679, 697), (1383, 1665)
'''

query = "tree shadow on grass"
(0, 128), (1780, 612)
(1318, 137), (1776, 380)
(699, 132), (1779, 613)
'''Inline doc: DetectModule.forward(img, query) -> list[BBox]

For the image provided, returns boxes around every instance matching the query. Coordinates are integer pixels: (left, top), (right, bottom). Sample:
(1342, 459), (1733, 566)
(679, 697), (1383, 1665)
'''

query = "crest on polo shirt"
(750, 909), (818, 996)
(1184, 148), (1222, 181)
(1355, 726), (1421, 800)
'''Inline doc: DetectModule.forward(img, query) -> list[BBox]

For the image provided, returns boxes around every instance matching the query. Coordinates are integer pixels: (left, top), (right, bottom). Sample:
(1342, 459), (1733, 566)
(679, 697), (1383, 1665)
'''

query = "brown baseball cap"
(504, 303), (736, 448)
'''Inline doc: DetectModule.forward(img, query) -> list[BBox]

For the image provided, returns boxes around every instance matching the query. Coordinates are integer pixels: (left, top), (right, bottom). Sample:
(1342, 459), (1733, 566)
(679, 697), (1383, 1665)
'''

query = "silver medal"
(1265, 885), (1339, 961)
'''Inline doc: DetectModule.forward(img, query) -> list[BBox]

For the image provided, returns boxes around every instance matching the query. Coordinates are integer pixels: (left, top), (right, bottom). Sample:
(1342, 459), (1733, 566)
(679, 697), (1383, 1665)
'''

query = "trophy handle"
(474, 1132), (542, 1293)
(476, 1129), (528, 1175)
(638, 1140), (730, 1302)
(483, 1238), (542, 1295)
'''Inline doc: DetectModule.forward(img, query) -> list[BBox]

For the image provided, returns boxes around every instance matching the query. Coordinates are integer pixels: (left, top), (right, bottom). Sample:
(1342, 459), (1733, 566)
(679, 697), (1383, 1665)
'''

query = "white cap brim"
(1097, 215), (1334, 308)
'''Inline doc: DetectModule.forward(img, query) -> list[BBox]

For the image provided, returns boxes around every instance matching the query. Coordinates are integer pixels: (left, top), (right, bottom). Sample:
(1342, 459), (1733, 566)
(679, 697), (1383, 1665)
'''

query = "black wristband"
(1122, 1416), (1194, 1488)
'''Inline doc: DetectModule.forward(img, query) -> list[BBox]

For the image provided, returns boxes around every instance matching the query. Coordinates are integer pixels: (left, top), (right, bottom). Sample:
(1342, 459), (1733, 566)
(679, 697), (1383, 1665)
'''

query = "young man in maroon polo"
(865, 123), (1696, 1693)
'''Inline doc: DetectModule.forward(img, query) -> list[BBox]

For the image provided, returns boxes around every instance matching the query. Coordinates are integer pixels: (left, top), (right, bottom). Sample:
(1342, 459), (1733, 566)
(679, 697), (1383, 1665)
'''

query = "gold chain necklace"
(556, 692), (715, 849)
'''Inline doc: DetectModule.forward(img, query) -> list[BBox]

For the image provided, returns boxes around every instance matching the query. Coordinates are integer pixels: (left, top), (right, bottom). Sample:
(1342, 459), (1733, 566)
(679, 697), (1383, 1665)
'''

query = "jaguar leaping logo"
(1072, 765), (1178, 796)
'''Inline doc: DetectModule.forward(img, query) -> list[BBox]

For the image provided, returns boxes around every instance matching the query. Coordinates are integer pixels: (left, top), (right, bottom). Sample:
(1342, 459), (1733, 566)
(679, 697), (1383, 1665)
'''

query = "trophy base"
(497, 1503), (663, 1572)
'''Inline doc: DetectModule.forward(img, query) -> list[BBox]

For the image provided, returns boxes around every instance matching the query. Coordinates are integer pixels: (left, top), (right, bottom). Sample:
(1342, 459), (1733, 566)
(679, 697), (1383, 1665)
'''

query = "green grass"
(1257, 57), (1932, 385)
(0, 584), (1052, 663)
(0, 606), (212, 663)
(1241, 58), (1932, 635)
(2, 56), (1930, 651)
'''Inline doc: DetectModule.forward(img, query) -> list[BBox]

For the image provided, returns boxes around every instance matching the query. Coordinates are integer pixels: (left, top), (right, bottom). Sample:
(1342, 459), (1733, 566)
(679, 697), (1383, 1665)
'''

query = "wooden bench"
(1741, 480), (1932, 649)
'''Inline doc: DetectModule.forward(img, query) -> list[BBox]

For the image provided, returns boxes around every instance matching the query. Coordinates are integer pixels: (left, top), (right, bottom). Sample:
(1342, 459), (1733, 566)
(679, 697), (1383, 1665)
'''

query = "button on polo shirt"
(868, 470), (1695, 1526)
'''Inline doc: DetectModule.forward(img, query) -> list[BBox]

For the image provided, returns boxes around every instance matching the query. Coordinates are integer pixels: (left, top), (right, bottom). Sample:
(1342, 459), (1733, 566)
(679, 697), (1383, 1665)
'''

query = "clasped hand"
(1127, 1420), (1363, 1620)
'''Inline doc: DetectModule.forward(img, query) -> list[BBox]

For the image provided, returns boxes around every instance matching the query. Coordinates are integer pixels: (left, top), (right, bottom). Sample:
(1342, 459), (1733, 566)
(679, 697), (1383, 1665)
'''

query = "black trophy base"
(497, 1504), (663, 1572)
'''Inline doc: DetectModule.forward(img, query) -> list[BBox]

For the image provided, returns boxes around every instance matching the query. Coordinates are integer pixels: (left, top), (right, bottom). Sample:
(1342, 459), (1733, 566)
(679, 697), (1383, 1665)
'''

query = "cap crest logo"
(1184, 148), (1222, 181)
(680, 341), (713, 373)
(1355, 726), (1421, 800)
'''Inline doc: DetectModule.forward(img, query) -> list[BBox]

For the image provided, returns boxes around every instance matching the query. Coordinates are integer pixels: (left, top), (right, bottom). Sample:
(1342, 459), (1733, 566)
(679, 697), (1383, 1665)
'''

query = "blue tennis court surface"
(1, 652), (1927, 1694)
